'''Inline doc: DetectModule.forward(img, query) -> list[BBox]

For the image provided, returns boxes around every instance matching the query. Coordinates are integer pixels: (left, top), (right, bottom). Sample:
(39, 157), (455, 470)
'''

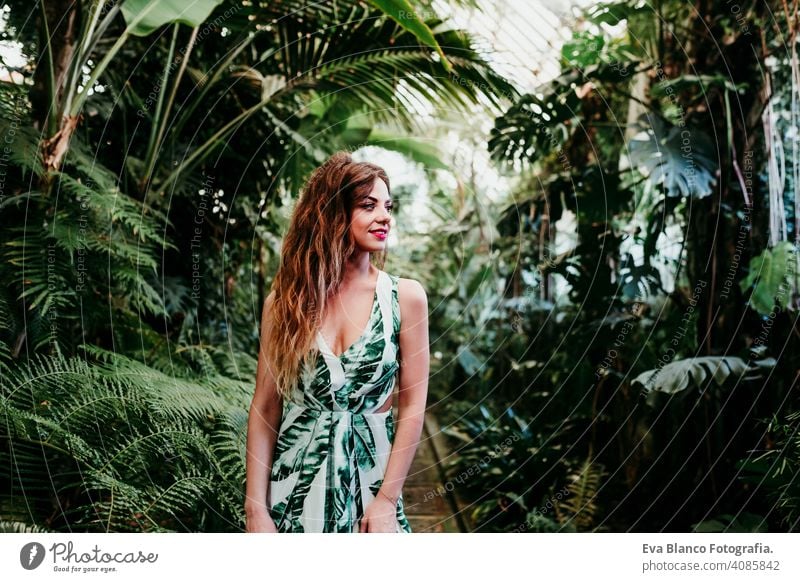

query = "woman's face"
(349, 177), (393, 251)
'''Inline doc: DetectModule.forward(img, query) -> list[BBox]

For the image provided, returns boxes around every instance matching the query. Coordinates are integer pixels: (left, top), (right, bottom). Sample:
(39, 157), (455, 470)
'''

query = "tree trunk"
(31, 0), (81, 181)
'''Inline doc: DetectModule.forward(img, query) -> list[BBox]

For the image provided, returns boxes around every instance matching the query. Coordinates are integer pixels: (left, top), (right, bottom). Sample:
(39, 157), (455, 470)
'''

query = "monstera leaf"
(489, 71), (583, 164)
(490, 64), (634, 165)
(633, 356), (776, 405)
(627, 115), (717, 198)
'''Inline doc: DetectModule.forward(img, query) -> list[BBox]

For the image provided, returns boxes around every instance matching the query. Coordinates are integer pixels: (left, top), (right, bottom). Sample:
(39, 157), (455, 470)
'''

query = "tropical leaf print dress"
(268, 270), (413, 533)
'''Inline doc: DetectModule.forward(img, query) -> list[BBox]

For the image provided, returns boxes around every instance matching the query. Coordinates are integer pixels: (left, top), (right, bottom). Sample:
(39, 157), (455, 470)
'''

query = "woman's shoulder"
(390, 275), (427, 331)
(380, 270), (421, 289)
(389, 274), (427, 307)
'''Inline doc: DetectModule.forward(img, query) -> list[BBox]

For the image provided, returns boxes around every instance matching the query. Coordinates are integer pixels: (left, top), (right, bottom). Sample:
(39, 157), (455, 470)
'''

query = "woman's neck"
(340, 253), (375, 286)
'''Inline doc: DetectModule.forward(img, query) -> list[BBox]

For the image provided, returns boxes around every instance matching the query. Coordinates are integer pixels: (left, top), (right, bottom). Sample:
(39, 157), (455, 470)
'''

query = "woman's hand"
(245, 505), (279, 533)
(359, 496), (398, 533)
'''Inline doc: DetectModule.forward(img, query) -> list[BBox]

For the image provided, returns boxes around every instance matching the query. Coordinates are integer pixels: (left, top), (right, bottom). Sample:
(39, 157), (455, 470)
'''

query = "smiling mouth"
(369, 229), (387, 239)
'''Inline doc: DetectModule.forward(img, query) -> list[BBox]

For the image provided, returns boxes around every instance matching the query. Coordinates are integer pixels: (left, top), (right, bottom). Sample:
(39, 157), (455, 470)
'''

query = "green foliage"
(739, 242), (799, 315)
(440, 401), (570, 532)
(440, 0), (795, 534)
(585, 0), (654, 26)
(361, 129), (449, 169)
(633, 356), (777, 403)
(562, 31), (605, 69)
(0, 0), (521, 534)
(555, 459), (607, 531)
(627, 115), (717, 198)
(121, 0), (226, 36)
(692, 512), (768, 533)
(0, 521), (56, 533)
(143, 2), (516, 197)
(488, 69), (583, 165)
(366, 0), (453, 71)
(0, 345), (253, 532)
(737, 409), (800, 530)
(0, 0), (796, 536)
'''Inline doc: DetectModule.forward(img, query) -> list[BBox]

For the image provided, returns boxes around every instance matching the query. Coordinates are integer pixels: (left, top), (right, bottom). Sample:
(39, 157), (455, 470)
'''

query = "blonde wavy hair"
(265, 151), (390, 400)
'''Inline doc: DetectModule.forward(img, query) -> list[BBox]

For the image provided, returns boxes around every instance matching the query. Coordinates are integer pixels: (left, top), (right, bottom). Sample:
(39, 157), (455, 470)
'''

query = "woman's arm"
(245, 291), (283, 519)
(377, 278), (430, 504)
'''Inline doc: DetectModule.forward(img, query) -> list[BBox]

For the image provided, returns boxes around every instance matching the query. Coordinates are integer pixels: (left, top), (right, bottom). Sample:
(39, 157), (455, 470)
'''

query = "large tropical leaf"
(121, 0), (226, 36)
(367, 0), (452, 71)
(739, 241), (799, 316)
(489, 70), (582, 164)
(633, 356), (777, 403)
(489, 62), (632, 165)
(361, 129), (448, 169)
(627, 114), (717, 198)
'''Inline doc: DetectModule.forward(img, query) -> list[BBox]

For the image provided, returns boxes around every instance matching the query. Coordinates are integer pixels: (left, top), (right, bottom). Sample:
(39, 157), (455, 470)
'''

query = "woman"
(244, 151), (430, 533)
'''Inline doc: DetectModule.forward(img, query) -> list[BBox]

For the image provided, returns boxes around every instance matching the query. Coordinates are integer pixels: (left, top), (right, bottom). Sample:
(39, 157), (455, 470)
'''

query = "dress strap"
(388, 273), (400, 345)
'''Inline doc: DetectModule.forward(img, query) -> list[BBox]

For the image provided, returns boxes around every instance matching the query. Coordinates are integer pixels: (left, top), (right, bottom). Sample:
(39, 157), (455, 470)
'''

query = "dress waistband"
(286, 401), (393, 417)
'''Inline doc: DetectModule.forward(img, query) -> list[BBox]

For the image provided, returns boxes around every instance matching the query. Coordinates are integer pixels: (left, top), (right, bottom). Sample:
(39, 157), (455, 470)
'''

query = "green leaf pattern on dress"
(268, 271), (412, 533)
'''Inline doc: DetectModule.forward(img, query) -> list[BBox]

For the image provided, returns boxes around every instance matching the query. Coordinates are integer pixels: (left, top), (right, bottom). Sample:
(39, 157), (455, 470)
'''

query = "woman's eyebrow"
(364, 196), (392, 203)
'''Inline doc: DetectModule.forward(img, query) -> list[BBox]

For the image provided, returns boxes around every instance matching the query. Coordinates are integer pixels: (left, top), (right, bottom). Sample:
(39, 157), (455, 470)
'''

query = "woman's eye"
(362, 203), (393, 212)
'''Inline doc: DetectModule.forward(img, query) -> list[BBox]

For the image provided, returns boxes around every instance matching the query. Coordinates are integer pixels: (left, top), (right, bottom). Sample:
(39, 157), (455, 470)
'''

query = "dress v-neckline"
(317, 271), (382, 360)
